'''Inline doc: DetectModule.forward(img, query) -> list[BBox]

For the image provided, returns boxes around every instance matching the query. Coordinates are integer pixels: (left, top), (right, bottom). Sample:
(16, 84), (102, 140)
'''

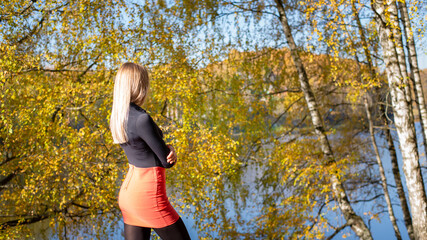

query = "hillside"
(421, 69), (427, 102)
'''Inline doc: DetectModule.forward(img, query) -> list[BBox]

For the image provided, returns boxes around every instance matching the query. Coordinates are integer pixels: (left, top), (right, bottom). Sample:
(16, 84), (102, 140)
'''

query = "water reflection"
(12, 124), (427, 239)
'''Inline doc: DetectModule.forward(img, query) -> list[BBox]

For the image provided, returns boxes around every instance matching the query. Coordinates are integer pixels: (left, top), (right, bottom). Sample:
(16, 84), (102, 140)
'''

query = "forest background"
(1, 0), (427, 239)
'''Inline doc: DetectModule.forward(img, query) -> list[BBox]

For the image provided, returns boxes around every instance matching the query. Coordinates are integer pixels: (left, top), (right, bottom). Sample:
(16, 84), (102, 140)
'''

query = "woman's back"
(120, 102), (174, 169)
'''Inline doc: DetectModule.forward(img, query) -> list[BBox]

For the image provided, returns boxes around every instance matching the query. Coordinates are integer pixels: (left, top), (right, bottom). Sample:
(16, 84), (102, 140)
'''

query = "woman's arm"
(135, 114), (175, 168)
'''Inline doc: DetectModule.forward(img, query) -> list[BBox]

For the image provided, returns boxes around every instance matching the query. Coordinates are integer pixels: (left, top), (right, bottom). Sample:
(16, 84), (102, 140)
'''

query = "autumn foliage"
(1, 0), (427, 239)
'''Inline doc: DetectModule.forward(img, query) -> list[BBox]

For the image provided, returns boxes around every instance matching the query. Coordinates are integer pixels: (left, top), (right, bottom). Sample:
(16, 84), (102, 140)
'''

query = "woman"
(110, 62), (191, 240)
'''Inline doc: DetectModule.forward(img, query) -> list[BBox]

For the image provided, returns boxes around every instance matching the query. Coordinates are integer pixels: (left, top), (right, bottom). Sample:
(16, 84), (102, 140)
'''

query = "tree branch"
(326, 223), (350, 240)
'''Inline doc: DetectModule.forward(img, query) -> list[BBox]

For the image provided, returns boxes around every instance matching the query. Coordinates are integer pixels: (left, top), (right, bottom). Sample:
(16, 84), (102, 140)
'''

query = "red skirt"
(118, 164), (180, 228)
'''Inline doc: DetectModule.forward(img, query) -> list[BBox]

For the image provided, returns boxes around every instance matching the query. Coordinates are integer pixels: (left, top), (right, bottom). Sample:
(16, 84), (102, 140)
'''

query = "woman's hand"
(166, 145), (177, 164)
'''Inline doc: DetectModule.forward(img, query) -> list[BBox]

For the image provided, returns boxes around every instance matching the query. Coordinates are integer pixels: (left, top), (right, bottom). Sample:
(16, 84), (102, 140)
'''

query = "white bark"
(379, 92), (415, 240)
(372, 1), (427, 239)
(274, 0), (373, 239)
(351, 1), (415, 237)
(387, 1), (413, 111)
(350, 4), (403, 237)
(399, 0), (427, 161)
(364, 93), (402, 240)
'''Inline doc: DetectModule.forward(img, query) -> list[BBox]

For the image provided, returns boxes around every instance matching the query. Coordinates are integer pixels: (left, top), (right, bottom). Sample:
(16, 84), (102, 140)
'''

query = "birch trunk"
(351, 1), (415, 237)
(388, 0), (425, 164)
(372, 1), (427, 239)
(364, 92), (402, 240)
(387, 1), (413, 112)
(274, 0), (373, 239)
(349, 4), (403, 237)
(379, 99), (415, 240)
(398, 0), (427, 158)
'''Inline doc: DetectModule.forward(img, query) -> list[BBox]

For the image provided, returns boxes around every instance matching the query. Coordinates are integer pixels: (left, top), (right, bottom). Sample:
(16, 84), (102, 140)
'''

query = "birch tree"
(272, 1), (373, 239)
(313, 0), (415, 238)
(3, 0), (426, 239)
(398, 0), (427, 159)
(372, 0), (427, 239)
(350, 1), (415, 237)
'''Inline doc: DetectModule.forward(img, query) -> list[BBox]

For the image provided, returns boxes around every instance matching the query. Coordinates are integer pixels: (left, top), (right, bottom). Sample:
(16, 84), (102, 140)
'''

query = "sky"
(415, 11), (427, 70)
(419, 52), (427, 70)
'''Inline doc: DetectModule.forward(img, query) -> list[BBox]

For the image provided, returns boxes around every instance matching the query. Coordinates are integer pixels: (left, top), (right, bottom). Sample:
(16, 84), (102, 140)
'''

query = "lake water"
(21, 123), (427, 239)
(322, 122), (427, 240)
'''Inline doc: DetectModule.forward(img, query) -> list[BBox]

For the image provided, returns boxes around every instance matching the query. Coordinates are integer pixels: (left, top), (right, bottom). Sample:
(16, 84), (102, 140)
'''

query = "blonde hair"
(110, 62), (150, 144)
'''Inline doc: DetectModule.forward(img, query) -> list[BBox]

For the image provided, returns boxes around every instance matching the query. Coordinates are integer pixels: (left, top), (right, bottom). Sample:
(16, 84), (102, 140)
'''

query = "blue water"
(323, 122), (427, 240)
(28, 123), (427, 239)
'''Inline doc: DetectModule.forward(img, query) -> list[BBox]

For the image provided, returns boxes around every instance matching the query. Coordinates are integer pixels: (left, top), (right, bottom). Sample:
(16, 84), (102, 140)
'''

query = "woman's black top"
(119, 102), (174, 168)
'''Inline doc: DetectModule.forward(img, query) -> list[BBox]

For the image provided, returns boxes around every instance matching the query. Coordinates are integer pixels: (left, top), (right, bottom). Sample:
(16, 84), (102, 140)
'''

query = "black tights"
(124, 218), (191, 240)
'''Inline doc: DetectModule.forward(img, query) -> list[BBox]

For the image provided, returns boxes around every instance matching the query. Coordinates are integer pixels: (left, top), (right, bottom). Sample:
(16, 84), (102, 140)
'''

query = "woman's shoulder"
(130, 105), (164, 138)
(129, 103), (151, 128)
(130, 102), (147, 113)
(130, 103), (155, 124)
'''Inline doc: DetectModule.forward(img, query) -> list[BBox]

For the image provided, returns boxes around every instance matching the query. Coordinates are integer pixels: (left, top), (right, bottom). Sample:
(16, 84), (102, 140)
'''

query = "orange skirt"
(118, 164), (180, 228)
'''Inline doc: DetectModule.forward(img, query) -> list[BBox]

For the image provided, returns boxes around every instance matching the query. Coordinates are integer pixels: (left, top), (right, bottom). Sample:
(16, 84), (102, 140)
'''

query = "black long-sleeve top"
(119, 102), (174, 168)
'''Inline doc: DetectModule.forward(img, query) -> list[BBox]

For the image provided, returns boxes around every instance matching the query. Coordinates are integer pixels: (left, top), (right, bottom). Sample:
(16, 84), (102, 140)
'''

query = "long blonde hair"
(110, 62), (150, 144)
